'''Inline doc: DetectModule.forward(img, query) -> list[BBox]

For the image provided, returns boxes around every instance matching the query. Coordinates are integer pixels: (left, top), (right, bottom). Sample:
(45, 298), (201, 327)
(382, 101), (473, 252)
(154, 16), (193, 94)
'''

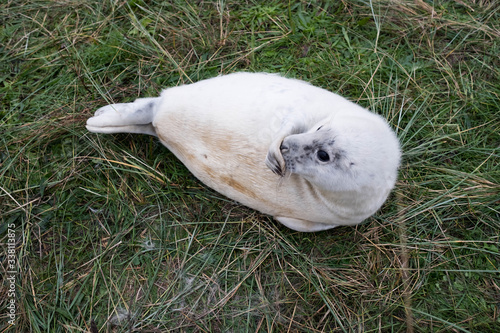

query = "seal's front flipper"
(276, 216), (337, 232)
(265, 120), (308, 176)
(86, 97), (159, 136)
(265, 138), (286, 176)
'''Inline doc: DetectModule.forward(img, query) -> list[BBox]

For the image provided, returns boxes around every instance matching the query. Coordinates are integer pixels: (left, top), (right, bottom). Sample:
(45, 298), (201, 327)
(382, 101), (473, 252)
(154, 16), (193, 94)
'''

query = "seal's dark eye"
(317, 150), (330, 162)
(316, 126), (323, 131)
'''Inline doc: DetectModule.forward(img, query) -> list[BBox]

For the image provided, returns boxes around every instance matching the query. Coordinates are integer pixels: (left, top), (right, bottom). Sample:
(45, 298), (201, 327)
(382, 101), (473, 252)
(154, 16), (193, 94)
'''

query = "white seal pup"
(86, 72), (401, 232)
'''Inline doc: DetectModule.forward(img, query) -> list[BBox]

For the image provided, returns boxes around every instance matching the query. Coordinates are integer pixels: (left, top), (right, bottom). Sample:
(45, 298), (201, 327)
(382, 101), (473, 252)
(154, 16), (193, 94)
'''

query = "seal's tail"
(86, 97), (159, 136)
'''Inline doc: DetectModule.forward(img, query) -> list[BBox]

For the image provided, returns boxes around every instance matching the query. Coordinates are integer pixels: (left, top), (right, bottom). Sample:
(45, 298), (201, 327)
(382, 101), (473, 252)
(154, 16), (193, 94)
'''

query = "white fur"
(87, 73), (401, 232)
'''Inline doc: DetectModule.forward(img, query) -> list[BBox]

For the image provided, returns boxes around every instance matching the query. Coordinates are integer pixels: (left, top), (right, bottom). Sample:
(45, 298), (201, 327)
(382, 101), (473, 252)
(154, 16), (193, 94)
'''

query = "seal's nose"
(280, 142), (289, 152)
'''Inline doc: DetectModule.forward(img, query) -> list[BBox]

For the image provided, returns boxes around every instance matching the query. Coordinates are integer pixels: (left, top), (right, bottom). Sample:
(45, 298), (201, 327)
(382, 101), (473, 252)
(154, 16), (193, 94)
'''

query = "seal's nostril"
(280, 143), (289, 151)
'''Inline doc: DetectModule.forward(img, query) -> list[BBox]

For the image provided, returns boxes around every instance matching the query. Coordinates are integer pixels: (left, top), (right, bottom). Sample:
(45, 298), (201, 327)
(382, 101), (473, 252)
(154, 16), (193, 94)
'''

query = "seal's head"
(280, 114), (400, 193)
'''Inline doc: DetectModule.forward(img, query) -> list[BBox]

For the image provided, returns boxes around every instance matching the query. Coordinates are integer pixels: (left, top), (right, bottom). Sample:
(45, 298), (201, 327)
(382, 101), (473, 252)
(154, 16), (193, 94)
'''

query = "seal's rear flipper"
(86, 97), (159, 136)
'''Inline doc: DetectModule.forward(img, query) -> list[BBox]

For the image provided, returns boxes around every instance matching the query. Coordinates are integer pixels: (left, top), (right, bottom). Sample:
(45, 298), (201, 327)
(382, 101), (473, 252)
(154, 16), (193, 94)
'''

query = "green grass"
(1, 0), (499, 332)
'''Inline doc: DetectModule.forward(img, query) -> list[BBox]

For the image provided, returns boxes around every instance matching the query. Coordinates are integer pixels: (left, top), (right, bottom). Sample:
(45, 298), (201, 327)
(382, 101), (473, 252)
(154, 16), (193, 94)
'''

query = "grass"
(1, 0), (499, 332)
